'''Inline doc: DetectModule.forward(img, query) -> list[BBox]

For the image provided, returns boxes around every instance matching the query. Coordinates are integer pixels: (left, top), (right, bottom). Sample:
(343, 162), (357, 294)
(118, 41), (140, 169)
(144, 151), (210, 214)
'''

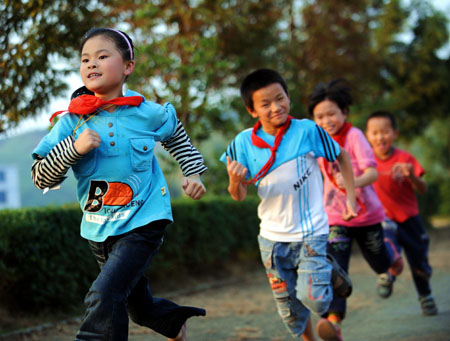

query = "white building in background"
(0, 165), (21, 209)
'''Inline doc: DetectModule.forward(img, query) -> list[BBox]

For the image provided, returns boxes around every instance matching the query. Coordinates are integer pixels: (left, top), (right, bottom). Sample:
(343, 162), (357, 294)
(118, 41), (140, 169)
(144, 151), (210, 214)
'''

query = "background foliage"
(0, 198), (260, 313)
(2, 1), (449, 210)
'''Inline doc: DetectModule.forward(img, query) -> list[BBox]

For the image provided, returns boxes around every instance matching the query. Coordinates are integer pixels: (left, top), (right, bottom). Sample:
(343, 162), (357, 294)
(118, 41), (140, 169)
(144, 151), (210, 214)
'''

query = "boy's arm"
(226, 156), (248, 201)
(408, 172), (427, 194)
(393, 163), (427, 194)
(336, 147), (357, 220)
(161, 119), (207, 199)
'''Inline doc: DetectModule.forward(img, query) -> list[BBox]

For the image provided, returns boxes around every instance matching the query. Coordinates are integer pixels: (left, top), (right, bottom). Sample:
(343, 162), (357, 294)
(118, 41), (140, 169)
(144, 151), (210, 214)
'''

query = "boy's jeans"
(258, 234), (333, 338)
(76, 220), (184, 340)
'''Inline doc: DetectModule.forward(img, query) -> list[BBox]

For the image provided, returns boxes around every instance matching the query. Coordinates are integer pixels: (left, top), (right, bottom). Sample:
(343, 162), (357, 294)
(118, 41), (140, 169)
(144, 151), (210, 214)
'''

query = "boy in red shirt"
(365, 110), (438, 316)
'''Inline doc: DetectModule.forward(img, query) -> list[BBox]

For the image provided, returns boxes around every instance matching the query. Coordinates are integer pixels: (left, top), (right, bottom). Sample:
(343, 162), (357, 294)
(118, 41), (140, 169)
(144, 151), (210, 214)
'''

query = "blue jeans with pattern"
(258, 234), (333, 337)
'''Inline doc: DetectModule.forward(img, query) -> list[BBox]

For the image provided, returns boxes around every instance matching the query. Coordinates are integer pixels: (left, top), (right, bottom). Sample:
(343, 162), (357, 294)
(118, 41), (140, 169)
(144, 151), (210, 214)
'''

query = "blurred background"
(1, 0), (449, 219)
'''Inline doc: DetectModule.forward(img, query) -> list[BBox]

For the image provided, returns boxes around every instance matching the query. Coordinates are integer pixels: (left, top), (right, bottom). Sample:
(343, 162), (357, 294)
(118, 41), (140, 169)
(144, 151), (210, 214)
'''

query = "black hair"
(308, 79), (352, 116)
(79, 28), (134, 62)
(366, 110), (397, 130)
(71, 86), (94, 100)
(240, 69), (289, 111)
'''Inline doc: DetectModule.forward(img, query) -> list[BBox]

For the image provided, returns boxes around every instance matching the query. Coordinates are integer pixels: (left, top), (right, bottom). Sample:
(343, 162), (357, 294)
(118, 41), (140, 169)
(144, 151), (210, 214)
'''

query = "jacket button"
(143, 146), (148, 151)
(110, 141), (115, 147)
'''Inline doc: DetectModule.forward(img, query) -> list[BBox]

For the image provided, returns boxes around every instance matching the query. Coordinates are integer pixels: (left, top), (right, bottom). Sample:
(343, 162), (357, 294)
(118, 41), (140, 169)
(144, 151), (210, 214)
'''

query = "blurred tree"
(281, 0), (449, 133)
(292, 0), (378, 110)
(374, 1), (449, 138)
(112, 0), (289, 141)
(2, 0), (448, 203)
(0, 0), (107, 133)
(409, 117), (450, 216)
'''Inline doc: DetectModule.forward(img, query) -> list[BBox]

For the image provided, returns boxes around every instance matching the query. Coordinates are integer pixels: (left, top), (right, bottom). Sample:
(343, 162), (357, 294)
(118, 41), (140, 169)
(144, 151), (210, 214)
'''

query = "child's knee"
(297, 271), (333, 315)
(328, 226), (351, 253)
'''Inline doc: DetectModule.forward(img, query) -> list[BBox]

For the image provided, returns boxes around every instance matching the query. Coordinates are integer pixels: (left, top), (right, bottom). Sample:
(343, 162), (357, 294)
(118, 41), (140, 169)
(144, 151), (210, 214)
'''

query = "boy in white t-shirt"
(221, 69), (357, 340)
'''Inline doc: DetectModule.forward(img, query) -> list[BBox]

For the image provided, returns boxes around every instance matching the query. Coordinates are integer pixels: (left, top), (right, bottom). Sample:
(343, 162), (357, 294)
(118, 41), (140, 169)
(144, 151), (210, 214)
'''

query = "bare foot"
(168, 322), (187, 341)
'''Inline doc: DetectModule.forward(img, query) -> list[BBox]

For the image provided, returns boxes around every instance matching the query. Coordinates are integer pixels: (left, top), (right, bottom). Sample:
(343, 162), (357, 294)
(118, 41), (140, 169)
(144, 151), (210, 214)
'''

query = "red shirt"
(373, 148), (425, 223)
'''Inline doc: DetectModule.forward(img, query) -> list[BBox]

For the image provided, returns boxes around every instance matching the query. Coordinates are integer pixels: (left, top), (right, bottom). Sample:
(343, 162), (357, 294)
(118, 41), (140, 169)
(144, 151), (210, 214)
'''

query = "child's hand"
(342, 198), (357, 221)
(334, 172), (345, 189)
(392, 162), (413, 181)
(74, 128), (101, 155)
(226, 156), (248, 184)
(181, 174), (206, 200)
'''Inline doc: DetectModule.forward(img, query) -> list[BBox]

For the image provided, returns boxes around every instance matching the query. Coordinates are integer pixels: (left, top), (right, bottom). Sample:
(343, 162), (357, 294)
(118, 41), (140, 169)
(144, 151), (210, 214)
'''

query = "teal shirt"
(32, 90), (178, 241)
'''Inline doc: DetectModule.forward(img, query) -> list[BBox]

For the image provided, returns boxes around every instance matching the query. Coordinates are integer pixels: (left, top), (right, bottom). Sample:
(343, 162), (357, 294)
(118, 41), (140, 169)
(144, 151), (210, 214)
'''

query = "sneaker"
(419, 295), (438, 316)
(377, 272), (394, 298)
(316, 318), (343, 341)
(327, 254), (352, 298)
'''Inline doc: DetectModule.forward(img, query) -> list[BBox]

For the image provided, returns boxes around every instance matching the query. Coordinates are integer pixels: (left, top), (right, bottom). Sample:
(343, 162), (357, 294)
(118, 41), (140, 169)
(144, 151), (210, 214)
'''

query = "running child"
(31, 28), (207, 341)
(221, 69), (356, 340)
(309, 79), (402, 340)
(365, 110), (438, 315)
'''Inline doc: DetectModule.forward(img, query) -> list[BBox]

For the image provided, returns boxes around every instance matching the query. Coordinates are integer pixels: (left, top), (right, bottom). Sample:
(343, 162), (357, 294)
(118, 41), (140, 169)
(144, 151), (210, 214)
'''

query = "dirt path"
(2, 228), (450, 341)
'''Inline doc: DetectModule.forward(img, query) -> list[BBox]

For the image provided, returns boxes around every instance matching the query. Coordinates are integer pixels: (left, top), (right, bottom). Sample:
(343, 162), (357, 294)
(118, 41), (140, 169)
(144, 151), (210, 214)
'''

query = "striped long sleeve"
(31, 136), (83, 190)
(161, 119), (207, 177)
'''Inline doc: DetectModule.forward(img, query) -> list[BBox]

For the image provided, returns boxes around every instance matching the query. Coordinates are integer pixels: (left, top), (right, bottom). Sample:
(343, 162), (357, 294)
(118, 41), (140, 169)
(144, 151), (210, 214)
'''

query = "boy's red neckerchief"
(324, 121), (366, 213)
(49, 94), (144, 124)
(246, 115), (293, 185)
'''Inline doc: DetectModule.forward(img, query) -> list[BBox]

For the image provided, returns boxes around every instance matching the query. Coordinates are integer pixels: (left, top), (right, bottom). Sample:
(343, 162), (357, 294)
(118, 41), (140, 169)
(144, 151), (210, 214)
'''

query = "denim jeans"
(258, 234), (333, 338)
(76, 220), (205, 340)
(326, 223), (391, 318)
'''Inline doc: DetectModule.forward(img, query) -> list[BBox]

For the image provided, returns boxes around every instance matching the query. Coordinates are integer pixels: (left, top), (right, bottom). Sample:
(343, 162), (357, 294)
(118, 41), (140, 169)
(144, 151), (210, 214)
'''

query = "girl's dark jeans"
(76, 220), (185, 340)
(326, 223), (391, 319)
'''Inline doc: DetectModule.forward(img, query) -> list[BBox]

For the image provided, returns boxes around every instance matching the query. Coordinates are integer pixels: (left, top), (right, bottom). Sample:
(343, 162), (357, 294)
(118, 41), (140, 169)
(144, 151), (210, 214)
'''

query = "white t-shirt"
(221, 119), (340, 242)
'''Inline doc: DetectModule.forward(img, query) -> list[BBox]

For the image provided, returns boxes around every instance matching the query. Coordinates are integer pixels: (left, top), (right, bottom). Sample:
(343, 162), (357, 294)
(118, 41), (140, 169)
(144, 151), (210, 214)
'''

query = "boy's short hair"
(308, 79), (352, 115)
(366, 110), (397, 130)
(240, 69), (289, 111)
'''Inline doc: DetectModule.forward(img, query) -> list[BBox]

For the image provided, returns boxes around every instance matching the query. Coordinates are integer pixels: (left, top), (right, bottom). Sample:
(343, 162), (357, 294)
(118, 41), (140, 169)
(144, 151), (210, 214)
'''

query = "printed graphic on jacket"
(84, 179), (143, 224)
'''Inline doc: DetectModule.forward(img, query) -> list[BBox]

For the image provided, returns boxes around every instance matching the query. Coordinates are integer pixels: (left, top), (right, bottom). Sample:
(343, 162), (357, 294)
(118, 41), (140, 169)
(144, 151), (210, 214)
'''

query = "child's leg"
(397, 216), (433, 296)
(324, 226), (353, 320)
(302, 318), (316, 341)
(297, 234), (335, 316)
(257, 235), (311, 338)
(397, 216), (437, 315)
(382, 219), (404, 276)
(168, 322), (187, 341)
(77, 222), (205, 340)
(354, 223), (397, 299)
(127, 276), (205, 337)
(354, 223), (391, 274)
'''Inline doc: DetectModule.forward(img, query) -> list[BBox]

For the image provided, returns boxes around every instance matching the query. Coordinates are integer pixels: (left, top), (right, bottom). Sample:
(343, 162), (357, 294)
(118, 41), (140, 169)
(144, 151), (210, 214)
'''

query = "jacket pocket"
(130, 137), (155, 171)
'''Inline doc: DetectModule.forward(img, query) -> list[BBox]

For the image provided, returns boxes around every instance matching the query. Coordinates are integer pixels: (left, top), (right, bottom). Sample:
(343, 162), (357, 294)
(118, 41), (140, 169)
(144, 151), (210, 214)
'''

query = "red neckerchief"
(332, 121), (352, 147)
(49, 94), (144, 124)
(324, 122), (366, 213)
(246, 115), (293, 185)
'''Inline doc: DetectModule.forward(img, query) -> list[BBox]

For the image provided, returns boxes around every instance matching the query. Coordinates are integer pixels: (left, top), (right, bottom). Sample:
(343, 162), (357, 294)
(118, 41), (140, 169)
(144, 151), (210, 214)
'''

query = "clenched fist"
(74, 128), (101, 155)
